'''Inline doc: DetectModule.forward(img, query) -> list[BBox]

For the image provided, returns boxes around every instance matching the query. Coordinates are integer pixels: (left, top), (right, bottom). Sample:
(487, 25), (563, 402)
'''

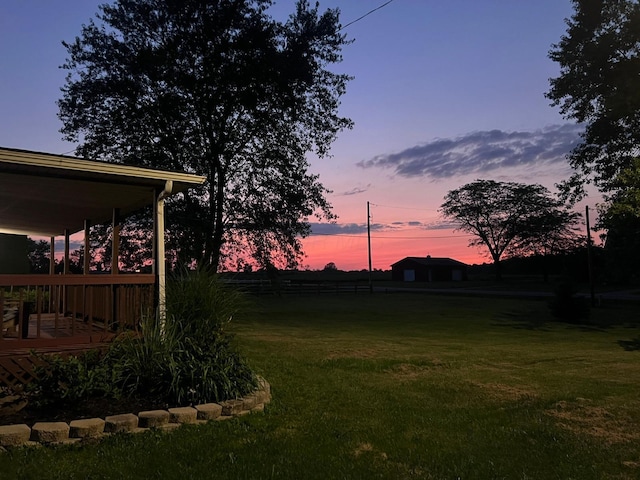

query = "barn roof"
(391, 256), (468, 268)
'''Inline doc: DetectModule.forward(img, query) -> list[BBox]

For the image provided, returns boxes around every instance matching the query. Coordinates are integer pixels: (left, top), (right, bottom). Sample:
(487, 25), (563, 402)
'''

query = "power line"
(310, 232), (473, 239)
(370, 202), (439, 212)
(340, 0), (395, 31)
(373, 234), (473, 239)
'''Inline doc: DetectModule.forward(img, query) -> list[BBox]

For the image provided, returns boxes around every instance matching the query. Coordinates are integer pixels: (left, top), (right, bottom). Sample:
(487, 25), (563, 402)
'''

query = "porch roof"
(0, 147), (206, 236)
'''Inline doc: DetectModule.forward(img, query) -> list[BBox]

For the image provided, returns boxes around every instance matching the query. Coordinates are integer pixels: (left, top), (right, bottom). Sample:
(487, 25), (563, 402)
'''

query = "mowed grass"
(2, 293), (639, 479)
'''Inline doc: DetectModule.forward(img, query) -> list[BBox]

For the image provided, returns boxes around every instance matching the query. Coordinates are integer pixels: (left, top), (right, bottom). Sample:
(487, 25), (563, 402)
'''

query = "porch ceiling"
(0, 147), (206, 237)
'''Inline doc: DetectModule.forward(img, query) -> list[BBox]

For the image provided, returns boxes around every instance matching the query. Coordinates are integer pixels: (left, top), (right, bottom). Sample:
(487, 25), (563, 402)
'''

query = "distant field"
(222, 269), (632, 295)
(2, 293), (639, 479)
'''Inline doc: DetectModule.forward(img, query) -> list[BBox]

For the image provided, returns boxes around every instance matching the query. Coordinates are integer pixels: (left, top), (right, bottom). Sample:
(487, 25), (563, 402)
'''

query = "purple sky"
(0, 1), (596, 270)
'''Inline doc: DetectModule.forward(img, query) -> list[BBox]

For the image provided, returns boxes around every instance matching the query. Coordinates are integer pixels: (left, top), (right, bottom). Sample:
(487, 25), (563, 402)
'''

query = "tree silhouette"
(59, 0), (353, 271)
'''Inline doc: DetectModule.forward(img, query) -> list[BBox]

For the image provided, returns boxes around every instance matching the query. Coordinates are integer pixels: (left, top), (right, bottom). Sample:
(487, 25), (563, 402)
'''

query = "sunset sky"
(0, 1), (597, 271)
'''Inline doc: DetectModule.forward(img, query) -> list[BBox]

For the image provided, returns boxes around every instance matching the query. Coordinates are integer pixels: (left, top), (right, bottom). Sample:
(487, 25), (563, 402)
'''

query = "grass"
(1, 293), (639, 479)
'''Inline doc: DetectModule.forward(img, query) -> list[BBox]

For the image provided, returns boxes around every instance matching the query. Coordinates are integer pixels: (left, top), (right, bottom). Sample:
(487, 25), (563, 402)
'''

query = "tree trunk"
(207, 163), (226, 272)
(493, 256), (502, 281)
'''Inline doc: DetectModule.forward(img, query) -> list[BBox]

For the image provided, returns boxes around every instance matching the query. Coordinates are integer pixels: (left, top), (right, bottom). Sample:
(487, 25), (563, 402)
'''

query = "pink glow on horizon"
(45, 228), (491, 272)
(301, 229), (487, 271)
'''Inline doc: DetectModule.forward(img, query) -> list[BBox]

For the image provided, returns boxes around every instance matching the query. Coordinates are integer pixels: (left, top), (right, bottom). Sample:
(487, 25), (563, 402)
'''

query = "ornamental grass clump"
(108, 267), (256, 405)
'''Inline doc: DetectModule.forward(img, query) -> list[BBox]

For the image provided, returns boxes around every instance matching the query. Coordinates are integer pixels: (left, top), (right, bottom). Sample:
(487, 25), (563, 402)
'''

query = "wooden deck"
(4, 312), (108, 341)
(0, 274), (154, 390)
(0, 313), (116, 390)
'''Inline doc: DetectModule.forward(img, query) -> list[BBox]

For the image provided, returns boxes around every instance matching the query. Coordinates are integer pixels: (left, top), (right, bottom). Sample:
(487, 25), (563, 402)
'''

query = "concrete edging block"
(0, 377), (272, 449)
(241, 395), (258, 410)
(168, 407), (197, 424)
(220, 399), (244, 416)
(195, 403), (222, 421)
(69, 418), (106, 438)
(105, 413), (139, 433)
(30, 422), (70, 443)
(0, 424), (31, 447)
(138, 410), (170, 428)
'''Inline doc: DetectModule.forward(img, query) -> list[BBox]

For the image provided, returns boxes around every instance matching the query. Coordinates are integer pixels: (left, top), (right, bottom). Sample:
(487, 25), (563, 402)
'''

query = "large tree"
(440, 180), (581, 280)
(546, 0), (640, 201)
(27, 238), (51, 274)
(59, 0), (352, 271)
(597, 158), (640, 282)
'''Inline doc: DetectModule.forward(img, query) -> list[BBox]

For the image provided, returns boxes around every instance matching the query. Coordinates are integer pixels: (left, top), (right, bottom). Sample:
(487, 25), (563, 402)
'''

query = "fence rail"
(0, 274), (154, 349)
(225, 279), (371, 296)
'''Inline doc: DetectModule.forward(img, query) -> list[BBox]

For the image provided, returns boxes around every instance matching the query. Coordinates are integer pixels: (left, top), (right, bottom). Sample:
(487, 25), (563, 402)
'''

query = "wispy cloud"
(309, 220), (459, 236)
(309, 223), (373, 235)
(356, 124), (583, 179)
(339, 184), (371, 196)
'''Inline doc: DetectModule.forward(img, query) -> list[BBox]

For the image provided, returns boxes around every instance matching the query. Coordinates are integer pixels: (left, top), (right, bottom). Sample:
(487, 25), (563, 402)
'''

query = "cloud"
(385, 220), (460, 230)
(339, 184), (371, 196)
(309, 220), (459, 236)
(309, 223), (374, 235)
(54, 238), (83, 251)
(356, 124), (583, 179)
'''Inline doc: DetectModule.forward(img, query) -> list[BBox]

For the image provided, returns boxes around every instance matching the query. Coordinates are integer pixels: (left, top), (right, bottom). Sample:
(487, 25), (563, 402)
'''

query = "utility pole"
(367, 201), (373, 293)
(585, 205), (596, 306)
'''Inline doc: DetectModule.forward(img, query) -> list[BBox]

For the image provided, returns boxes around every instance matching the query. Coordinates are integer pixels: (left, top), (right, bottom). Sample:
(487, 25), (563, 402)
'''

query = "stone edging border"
(0, 377), (271, 450)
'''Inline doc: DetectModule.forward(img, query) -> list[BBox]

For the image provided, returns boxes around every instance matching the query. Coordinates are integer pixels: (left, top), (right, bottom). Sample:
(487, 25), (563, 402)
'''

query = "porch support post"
(63, 229), (70, 316)
(49, 236), (55, 312)
(111, 208), (120, 275)
(64, 229), (70, 275)
(83, 220), (91, 274)
(83, 219), (91, 325)
(49, 236), (55, 275)
(111, 208), (120, 329)
(156, 181), (173, 334)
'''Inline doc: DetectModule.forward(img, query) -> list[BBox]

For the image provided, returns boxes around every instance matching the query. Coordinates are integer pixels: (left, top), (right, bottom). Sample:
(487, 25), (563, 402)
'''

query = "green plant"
(106, 268), (256, 404)
(26, 268), (256, 408)
(27, 350), (118, 408)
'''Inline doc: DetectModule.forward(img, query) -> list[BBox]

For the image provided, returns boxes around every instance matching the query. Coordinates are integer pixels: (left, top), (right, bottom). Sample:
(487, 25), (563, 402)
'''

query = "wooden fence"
(225, 279), (371, 296)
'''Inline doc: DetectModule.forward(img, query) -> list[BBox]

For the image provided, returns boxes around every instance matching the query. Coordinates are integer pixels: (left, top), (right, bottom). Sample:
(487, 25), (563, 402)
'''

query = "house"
(0, 233), (28, 274)
(391, 256), (468, 282)
(0, 146), (205, 388)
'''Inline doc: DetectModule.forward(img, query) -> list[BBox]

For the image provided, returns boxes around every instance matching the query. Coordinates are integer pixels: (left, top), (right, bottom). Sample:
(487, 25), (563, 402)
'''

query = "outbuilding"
(391, 256), (468, 282)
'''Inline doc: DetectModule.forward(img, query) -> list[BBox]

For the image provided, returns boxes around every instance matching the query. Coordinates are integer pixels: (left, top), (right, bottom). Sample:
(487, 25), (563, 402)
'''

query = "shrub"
(27, 268), (256, 407)
(106, 267), (256, 405)
(27, 350), (119, 408)
(548, 282), (590, 323)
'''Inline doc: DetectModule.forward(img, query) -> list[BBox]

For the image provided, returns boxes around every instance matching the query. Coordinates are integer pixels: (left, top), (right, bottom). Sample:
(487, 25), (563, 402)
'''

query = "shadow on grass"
(492, 309), (614, 332)
(617, 338), (640, 351)
(491, 310), (549, 331)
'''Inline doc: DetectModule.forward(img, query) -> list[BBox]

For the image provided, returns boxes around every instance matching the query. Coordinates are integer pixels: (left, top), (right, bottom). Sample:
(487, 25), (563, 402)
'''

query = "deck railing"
(0, 274), (155, 350)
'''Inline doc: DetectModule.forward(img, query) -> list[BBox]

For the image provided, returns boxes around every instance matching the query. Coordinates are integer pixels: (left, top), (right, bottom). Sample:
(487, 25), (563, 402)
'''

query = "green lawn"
(2, 293), (639, 479)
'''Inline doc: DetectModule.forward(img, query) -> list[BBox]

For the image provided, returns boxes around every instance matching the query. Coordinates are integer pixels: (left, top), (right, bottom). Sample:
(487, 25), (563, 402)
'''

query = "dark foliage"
(547, 0), (640, 201)
(440, 180), (581, 280)
(58, 0), (353, 272)
(22, 270), (256, 413)
(548, 282), (591, 324)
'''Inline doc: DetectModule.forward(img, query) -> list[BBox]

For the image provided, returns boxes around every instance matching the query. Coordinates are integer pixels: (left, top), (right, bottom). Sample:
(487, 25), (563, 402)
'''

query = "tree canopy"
(597, 158), (640, 282)
(546, 0), (640, 201)
(59, 0), (353, 271)
(440, 180), (582, 279)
